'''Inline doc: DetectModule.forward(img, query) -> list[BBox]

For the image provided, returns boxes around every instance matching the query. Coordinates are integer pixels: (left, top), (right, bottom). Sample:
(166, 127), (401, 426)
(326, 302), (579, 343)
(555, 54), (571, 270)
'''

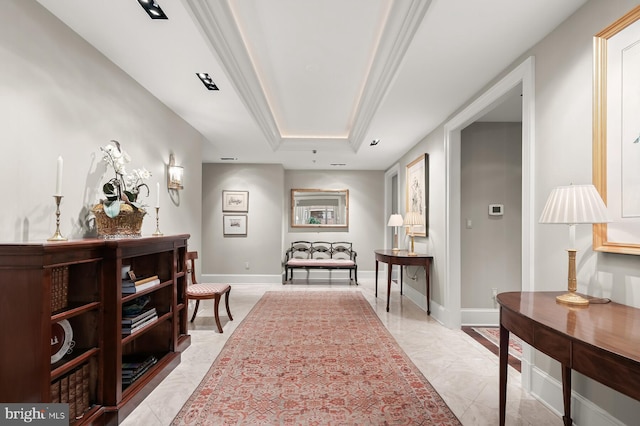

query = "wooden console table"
(374, 249), (433, 313)
(497, 291), (640, 426)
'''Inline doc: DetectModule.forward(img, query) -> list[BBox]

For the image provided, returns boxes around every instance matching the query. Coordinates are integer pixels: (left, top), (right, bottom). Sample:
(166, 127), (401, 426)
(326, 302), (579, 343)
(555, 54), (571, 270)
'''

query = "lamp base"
(556, 292), (589, 306)
(408, 235), (417, 256)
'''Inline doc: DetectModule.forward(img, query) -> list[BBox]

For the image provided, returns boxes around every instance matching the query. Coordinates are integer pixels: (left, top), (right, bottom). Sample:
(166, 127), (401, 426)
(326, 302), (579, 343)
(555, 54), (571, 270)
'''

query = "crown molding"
(184, 0), (432, 154)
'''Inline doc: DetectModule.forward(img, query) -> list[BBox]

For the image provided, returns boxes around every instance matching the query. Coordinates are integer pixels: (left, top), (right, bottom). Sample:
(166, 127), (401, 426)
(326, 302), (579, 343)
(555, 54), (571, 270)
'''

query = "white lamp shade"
(387, 214), (403, 227)
(539, 184), (610, 224)
(404, 211), (425, 226)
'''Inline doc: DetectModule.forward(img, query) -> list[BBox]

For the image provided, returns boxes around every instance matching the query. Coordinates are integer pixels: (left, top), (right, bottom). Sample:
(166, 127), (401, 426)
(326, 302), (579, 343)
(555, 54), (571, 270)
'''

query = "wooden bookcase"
(101, 234), (190, 424)
(0, 234), (190, 425)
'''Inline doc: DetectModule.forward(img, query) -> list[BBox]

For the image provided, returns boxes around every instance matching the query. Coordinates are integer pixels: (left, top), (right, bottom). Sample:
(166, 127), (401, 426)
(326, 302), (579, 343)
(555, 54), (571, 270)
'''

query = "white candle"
(55, 156), (63, 196)
(156, 182), (160, 208)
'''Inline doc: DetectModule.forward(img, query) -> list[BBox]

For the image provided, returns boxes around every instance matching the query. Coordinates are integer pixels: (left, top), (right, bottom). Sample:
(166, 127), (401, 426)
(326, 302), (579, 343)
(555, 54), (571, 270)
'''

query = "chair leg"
(213, 294), (223, 333)
(190, 300), (200, 323)
(224, 288), (233, 321)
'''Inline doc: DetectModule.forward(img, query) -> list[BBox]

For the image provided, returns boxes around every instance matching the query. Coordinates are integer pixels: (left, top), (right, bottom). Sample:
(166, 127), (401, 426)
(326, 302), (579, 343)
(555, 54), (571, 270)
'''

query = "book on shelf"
(68, 369), (76, 420)
(50, 381), (60, 403)
(122, 314), (158, 335)
(122, 355), (158, 386)
(81, 364), (89, 415)
(122, 274), (159, 286)
(122, 295), (151, 316)
(122, 307), (157, 326)
(122, 277), (161, 294)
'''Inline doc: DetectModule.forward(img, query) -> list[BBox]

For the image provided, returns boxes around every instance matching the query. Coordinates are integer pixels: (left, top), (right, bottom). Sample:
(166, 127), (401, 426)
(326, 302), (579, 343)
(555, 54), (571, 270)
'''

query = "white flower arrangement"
(99, 140), (151, 218)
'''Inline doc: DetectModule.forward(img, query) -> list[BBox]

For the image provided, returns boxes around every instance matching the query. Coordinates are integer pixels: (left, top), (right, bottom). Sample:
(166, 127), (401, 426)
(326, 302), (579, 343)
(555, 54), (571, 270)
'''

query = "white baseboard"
(528, 362), (628, 425)
(202, 274), (282, 284)
(460, 308), (499, 326)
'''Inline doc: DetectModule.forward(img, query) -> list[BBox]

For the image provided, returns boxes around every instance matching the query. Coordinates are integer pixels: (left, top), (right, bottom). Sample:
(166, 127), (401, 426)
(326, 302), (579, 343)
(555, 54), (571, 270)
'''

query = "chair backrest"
(186, 251), (199, 285)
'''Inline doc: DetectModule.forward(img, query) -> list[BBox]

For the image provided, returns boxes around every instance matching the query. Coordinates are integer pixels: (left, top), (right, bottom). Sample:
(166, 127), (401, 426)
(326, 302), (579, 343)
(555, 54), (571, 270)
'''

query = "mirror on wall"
(291, 189), (349, 228)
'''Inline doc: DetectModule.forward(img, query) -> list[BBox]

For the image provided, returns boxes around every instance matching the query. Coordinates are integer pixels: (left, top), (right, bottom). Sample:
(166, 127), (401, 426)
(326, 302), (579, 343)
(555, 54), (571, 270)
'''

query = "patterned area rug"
(472, 327), (523, 360)
(172, 291), (461, 425)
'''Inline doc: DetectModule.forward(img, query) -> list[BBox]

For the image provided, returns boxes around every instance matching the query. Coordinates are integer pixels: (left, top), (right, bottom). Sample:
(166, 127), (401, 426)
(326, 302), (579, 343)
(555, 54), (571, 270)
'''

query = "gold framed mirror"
(291, 189), (349, 228)
(593, 5), (640, 254)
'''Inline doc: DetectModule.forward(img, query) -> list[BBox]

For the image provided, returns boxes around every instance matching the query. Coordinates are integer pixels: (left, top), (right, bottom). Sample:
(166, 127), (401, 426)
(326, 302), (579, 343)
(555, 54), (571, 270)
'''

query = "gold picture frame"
(593, 5), (640, 255)
(406, 153), (429, 237)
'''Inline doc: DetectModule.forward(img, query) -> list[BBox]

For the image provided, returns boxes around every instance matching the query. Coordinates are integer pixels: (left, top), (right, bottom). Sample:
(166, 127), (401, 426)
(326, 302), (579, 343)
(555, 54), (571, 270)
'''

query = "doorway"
(443, 56), (535, 330)
(460, 117), (522, 325)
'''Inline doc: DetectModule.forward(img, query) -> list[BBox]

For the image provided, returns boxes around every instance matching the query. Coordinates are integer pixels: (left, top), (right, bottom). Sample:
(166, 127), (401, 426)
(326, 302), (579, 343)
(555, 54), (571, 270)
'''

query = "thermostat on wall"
(489, 204), (504, 216)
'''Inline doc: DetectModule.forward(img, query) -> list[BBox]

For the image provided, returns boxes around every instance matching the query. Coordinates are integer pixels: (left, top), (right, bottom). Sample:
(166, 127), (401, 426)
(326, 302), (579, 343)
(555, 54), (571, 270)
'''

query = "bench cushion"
(187, 283), (230, 296)
(287, 258), (355, 268)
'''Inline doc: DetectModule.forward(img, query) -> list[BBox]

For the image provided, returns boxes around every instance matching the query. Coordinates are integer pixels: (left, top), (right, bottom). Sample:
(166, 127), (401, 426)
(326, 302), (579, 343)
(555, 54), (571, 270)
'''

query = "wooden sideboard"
(497, 291), (640, 426)
(374, 249), (433, 313)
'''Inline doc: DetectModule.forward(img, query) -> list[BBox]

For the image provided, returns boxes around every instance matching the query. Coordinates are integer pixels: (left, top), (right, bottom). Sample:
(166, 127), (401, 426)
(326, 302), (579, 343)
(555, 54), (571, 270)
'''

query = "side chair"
(185, 251), (232, 333)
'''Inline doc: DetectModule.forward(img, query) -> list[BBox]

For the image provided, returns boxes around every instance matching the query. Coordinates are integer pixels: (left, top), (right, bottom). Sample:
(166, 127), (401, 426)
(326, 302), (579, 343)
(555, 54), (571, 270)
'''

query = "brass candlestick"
(48, 195), (67, 241)
(153, 207), (163, 236)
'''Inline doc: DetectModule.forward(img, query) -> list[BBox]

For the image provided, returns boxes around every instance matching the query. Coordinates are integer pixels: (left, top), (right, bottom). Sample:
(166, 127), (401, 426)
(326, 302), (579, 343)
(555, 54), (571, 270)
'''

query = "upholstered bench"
(284, 241), (358, 284)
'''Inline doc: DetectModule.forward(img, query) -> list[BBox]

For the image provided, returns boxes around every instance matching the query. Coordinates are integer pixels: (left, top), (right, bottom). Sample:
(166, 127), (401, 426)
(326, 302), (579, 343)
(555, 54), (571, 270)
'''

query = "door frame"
(443, 56), (535, 387)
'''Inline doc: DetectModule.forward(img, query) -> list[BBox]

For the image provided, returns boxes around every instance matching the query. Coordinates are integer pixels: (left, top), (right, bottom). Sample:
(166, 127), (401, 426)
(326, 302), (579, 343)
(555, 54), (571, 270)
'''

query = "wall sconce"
(168, 153), (184, 190)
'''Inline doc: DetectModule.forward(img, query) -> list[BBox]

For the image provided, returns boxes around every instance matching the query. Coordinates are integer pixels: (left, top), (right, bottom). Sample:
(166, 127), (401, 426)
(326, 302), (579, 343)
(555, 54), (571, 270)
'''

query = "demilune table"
(497, 291), (640, 426)
(374, 249), (433, 313)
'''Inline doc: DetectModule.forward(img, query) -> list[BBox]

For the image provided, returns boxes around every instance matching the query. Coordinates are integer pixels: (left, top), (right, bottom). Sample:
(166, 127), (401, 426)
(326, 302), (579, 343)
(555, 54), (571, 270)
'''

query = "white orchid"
(99, 141), (151, 218)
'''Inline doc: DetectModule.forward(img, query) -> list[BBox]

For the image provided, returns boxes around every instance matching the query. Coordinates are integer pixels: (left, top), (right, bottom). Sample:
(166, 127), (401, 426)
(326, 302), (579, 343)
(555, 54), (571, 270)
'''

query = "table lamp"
(539, 184), (609, 306)
(387, 214), (403, 251)
(404, 211), (424, 256)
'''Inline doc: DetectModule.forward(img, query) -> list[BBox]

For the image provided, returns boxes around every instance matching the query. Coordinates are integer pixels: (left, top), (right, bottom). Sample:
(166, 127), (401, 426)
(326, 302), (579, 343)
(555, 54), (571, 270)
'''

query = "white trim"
(203, 274), (282, 284)
(460, 308), (499, 326)
(529, 365), (627, 426)
(384, 163), (401, 250)
(184, 0), (432, 152)
(444, 56), (535, 388)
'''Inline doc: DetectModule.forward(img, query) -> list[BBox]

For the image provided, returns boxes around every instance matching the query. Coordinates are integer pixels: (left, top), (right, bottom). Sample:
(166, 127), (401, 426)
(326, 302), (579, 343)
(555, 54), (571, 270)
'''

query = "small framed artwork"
(222, 190), (249, 212)
(223, 214), (247, 237)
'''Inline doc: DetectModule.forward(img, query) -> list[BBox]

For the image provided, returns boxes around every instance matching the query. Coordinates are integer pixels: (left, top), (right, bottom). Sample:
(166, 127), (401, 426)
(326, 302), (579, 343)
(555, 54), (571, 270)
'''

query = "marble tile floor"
(121, 279), (562, 425)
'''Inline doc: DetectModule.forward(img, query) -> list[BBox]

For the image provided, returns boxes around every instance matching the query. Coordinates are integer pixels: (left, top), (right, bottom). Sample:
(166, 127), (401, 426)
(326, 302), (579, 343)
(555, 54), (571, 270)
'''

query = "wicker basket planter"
(93, 203), (146, 239)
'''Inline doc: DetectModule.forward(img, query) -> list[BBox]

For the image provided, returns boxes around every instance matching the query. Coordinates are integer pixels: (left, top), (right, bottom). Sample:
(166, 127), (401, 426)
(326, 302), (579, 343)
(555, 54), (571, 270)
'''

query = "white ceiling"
(35, 0), (588, 170)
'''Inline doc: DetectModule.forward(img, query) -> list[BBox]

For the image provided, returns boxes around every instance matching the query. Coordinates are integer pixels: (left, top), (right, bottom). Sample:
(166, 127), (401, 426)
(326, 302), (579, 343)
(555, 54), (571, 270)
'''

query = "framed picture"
(222, 190), (249, 212)
(223, 214), (247, 237)
(593, 6), (640, 255)
(406, 153), (429, 237)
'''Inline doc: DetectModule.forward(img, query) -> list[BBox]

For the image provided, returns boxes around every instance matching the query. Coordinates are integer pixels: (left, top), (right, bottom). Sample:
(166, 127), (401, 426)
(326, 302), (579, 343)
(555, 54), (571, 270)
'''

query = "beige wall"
(461, 122), (522, 309)
(201, 163), (285, 278)
(285, 170), (385, 272)
(390, 0), (640, 423)
(200, 166), (384, 281)
(0, 0), (203, 251)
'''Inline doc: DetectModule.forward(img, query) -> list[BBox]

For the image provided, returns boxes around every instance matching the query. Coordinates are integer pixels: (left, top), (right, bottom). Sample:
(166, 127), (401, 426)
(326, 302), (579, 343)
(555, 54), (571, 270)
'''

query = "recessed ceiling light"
(197, 73), (219, 91)
(137, 0), (168, 20)
(370, 139), (380, 146)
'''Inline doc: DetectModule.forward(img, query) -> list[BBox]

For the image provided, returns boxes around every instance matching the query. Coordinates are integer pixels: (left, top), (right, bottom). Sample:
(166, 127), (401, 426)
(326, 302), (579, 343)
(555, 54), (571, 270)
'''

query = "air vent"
(330, 163), (347, 167)
(220, 157), (238, 161)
